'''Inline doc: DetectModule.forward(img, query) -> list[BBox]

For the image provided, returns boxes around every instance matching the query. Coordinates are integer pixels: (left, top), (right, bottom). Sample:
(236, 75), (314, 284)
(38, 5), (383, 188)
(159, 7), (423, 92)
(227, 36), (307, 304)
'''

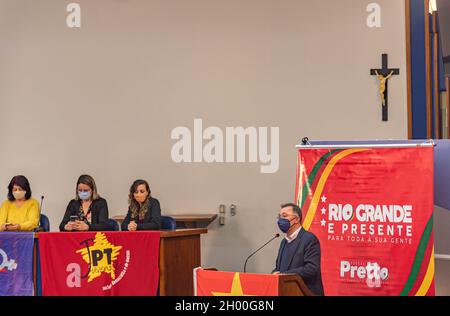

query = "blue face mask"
(277, 218), (292, 233)
(78, 191), (91, 201)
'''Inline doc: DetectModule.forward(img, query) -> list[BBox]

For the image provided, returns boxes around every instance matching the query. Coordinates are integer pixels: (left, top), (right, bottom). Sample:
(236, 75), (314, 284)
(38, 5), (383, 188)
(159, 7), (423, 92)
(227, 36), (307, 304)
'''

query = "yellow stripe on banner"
(303, 149), (369, 231)
(415, 247), (435, 296)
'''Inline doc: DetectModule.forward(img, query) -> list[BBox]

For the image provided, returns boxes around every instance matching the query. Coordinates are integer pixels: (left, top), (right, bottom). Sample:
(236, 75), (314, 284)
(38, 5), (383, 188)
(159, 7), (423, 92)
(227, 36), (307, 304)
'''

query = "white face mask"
(13, 190), (26, 200)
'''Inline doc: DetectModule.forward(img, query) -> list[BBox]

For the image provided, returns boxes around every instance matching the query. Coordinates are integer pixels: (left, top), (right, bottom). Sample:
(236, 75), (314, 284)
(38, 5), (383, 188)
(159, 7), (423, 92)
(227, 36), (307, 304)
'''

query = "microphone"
(244, 233), (280, 273)
(40, 196), (44, 213)
(34, 195), (45, 232)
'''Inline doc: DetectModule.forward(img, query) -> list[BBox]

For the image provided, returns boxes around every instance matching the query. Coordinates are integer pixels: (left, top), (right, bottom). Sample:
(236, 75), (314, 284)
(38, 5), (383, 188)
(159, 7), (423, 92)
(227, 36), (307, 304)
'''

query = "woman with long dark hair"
(0, 175), (40, 231)
(121, 179), (161, 231)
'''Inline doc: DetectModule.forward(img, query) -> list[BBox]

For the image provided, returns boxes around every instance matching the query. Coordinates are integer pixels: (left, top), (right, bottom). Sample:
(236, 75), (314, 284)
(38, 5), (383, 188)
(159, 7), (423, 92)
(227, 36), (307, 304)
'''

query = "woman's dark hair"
(128, 179), (151, 203)
(8, 175), (32, 201)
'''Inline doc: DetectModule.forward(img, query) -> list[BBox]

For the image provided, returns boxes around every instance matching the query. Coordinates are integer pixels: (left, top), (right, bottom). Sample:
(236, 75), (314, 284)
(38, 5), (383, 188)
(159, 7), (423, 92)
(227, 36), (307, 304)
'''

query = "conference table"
(33, 228), (207, 296)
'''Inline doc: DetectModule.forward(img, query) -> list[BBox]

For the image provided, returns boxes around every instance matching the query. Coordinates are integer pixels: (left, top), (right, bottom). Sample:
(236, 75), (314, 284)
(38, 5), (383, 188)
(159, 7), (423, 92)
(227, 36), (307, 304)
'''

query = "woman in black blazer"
(121, 179), (161, 231)
(59, 175), (111, 231)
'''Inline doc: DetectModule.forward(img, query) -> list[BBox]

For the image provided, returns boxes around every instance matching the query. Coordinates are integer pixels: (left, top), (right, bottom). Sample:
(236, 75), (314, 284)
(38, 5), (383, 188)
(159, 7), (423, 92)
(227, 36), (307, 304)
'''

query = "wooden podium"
(277, 274), (314, 296)
(195, 269), (314, 296)
(159, 229), (207, 296)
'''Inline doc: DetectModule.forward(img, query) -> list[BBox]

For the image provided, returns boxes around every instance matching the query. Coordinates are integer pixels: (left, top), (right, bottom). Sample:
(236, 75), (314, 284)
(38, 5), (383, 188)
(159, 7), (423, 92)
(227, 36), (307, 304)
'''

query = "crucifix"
(370, 54), (399, 121)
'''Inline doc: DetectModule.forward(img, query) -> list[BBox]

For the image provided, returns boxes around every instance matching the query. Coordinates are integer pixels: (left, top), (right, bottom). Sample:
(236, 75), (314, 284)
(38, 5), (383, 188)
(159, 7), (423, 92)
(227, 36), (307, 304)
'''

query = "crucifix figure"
(370, 54), (399, 121)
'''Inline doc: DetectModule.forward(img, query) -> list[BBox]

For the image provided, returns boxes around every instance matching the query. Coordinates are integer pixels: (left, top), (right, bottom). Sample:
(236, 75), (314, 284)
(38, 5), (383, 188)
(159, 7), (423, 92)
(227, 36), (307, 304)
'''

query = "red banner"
(196, 269), (279, 296)
(296, 148), (435, 296)
(39, 232), (160, 296)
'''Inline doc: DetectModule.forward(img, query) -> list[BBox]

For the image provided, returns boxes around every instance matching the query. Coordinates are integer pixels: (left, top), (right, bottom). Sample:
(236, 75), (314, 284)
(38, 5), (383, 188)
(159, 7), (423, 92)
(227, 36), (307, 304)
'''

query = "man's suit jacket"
(274, 228), (324, 296)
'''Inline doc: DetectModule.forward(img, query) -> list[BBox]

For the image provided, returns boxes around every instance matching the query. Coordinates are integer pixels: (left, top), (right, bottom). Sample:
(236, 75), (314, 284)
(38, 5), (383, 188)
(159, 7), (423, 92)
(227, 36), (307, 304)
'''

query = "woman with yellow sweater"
(0, 175), (40, 231)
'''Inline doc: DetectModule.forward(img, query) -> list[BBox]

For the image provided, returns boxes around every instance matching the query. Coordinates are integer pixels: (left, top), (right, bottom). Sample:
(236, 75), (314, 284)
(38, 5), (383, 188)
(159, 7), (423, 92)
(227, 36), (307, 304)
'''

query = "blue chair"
(107, 218), (120, 231)
(161, 216), (176, 230)
(39, 214), (50, 232)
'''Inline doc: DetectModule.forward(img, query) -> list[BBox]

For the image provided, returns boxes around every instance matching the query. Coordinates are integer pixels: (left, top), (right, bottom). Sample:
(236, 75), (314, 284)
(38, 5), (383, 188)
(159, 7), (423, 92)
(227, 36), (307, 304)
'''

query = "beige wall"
(0, 0), (408, 276)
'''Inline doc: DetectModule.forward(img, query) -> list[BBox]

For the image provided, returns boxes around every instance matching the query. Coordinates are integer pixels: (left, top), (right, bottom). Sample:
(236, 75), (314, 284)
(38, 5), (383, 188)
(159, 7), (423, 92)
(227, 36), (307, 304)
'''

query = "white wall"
(0, 0), (408, 274)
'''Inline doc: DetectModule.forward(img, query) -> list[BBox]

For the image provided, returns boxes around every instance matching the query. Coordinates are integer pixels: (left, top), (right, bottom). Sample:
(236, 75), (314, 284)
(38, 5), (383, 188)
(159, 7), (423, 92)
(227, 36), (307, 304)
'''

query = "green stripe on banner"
(299, 150), (341, 208)
(400, 215), (434, 296)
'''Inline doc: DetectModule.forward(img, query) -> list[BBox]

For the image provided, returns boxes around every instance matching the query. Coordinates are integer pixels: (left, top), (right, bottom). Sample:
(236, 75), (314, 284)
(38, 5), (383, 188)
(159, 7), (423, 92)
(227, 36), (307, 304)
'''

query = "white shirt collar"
(285, 226), (302, 243)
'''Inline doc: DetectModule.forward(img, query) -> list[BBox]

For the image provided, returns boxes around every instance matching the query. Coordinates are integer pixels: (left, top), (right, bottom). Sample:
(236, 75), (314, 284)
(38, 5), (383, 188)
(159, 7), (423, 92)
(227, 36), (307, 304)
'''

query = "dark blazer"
(121, 197), (161, 231)
(274, 228), (324, 296)
(59, 197), (111, 231)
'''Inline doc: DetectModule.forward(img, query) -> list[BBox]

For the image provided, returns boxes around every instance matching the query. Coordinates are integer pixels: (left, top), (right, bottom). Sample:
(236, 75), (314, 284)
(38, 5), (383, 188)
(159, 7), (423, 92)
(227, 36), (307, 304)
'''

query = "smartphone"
(70, 215), (79, 222)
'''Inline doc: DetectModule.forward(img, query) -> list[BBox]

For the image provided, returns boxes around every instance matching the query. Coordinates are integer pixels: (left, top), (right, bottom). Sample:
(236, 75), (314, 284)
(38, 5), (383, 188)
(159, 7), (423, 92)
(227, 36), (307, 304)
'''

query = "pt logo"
(66, 232), (122, 287)
(0, 248), (17, 272)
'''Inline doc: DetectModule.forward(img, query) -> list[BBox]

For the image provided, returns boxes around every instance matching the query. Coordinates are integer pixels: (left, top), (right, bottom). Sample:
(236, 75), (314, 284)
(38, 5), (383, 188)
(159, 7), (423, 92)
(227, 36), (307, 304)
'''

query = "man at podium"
(273, 203), (324, 296)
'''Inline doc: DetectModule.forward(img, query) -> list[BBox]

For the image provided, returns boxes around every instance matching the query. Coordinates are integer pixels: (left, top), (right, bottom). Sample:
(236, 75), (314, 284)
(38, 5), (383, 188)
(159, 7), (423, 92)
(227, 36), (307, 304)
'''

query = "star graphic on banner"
(320, 219), (326, 227)
(321, 195), (327, 203)
(212, 273), (253, 296)
(76, 232), (122, 283)
(321, 207), (327, 215)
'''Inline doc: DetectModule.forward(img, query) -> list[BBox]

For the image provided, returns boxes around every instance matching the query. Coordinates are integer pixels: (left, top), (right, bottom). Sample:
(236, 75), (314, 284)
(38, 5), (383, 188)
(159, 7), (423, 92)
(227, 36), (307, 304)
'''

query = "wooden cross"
(370, 54), (400, 121)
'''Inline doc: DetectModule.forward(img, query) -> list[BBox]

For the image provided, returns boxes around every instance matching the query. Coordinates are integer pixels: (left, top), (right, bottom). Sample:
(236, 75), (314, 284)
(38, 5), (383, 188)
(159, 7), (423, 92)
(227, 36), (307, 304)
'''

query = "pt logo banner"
(76, 233), (123, 284)
(295, 147), (435, 296)
(39, 232), (160, 296)
(0, 232), (35, 296)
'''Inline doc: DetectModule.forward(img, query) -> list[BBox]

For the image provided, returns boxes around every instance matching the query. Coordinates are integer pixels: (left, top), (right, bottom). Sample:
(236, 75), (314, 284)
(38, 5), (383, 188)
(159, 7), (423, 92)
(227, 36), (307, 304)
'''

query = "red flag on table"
(196, 269), (279, 296)
(39, 231), (160, 296)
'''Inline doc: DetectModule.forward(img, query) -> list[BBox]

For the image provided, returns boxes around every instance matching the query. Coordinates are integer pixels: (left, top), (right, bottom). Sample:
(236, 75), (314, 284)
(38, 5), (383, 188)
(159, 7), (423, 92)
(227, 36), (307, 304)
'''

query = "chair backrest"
(107, 218), (120, 231)
(161, 216), (176, 230)
(39, 214), (50, 232)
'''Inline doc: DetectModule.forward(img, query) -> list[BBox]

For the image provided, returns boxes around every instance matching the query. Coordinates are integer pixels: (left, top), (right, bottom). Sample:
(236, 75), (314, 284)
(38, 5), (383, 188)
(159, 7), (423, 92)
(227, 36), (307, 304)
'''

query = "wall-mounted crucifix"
(370, 54), (399, 121)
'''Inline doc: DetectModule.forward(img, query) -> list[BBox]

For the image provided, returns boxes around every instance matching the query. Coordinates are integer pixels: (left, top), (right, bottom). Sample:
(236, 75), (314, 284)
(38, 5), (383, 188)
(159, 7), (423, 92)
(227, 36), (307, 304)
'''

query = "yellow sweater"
(0, 198), (40, 231)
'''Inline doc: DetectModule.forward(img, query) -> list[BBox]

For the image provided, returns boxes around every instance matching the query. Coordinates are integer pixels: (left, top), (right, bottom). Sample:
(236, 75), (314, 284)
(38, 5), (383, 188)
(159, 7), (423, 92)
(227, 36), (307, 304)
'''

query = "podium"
(276, 274), (314, 296)
(159, 229), (207, 296)
(194, 269), (314, 296)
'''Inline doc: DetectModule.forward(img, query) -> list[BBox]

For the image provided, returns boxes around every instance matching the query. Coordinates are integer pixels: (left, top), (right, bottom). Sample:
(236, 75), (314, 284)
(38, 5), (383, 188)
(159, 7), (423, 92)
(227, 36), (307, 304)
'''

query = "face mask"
(134, 192), (148, 203)
(277, 218), (291, 233)
(277, 216), (298, 233)
(13, 190), (26, 200)
(78, 191), (91, 201)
